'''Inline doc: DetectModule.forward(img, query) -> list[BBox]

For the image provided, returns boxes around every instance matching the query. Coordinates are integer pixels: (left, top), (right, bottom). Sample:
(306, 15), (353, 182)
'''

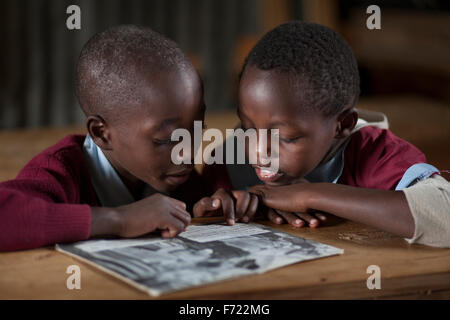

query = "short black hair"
(76, 25), (192, 122)
(241, 21), (360, 117)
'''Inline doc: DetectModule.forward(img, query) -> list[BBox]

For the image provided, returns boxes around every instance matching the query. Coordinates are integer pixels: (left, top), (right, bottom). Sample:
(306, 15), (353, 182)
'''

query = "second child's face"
(239, 67), (339, 186)
(106, 69), (205, 194)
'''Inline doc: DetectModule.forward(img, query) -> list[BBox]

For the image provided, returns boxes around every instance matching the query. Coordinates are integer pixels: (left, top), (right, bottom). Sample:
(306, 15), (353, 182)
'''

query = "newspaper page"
(56, 222), (343, 296)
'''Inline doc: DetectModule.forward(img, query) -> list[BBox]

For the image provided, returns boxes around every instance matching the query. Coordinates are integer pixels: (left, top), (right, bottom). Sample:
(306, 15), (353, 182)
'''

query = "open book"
(56, 222), (343, 296)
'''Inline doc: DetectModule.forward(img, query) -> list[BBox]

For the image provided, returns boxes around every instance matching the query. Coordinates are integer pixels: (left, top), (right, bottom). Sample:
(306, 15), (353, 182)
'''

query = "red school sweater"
(0, 135), (205, 252)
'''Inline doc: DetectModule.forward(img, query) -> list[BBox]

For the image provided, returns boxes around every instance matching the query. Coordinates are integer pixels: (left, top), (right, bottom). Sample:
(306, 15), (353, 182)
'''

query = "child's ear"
(86, 115), (113, 150)
(335, 108), (358, 139)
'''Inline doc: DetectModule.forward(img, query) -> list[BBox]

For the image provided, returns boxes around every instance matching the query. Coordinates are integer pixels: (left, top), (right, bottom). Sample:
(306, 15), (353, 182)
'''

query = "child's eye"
(280, 136), (300, 143)
(154, 138), (173, 145)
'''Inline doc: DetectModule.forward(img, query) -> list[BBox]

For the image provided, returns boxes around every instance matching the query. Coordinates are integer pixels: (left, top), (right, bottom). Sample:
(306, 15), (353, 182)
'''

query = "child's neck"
(103, 152), (146, 200)
(122, 178), (146, 201)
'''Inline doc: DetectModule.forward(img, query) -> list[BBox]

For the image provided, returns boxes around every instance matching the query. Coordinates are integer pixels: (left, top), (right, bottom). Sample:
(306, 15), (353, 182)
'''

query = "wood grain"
(1, 217), (449, 299)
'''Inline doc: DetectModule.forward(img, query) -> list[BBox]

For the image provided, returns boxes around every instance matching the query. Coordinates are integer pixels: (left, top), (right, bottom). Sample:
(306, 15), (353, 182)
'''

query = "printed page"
(179, 223), (269, 243)
(56, 223), (343, 296)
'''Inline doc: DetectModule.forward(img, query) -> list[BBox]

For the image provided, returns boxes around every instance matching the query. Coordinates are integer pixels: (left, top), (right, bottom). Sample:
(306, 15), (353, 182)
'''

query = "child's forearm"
(307, 183), (414, 238)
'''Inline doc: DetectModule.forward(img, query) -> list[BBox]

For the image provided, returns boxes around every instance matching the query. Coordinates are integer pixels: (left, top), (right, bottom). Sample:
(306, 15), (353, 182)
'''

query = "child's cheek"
(279, 144), (312, 176)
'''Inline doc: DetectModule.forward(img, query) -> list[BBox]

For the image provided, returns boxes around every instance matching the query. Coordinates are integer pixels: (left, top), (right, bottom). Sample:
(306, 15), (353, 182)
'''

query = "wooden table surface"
(0, 103), (449, 299)
(1, 217), (449, 300)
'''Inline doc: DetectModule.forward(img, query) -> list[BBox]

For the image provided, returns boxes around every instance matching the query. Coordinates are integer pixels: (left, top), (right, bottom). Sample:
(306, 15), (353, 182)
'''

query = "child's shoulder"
(341, 126), (426, 190)
(17, 134), (88, 178)
(349, 126), (425, 161)
(40, 134), (86, 157)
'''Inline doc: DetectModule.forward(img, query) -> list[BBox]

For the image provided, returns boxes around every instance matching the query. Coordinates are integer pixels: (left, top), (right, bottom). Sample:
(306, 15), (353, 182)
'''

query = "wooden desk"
(1, 217), (449, 299)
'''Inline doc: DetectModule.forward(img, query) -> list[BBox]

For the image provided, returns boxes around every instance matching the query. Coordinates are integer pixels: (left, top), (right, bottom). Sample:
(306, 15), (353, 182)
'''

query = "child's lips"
(254, 166), (283, 182)
(165, 169), (192, 185)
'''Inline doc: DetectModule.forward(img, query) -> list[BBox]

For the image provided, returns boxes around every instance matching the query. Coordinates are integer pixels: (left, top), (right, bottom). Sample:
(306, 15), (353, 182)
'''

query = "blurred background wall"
(0, 0), (449, 181)
(0, 0), (449, 128)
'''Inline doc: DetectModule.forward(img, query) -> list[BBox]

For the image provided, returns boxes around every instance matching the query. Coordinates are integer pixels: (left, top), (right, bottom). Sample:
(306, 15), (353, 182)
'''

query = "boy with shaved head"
(0, 25), (206, 251)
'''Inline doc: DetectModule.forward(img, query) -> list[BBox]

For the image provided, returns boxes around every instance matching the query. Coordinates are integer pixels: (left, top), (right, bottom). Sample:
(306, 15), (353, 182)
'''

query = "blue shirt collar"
(82, 134), (156, 207)
(304, 139), (350, 184)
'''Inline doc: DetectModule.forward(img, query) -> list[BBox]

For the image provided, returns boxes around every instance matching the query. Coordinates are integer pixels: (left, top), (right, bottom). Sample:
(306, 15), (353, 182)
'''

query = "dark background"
(0, 0), (449, 129)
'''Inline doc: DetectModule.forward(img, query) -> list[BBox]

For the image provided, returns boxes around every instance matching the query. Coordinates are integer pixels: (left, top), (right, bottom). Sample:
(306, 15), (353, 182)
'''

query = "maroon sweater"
(0, 135), (206, 252)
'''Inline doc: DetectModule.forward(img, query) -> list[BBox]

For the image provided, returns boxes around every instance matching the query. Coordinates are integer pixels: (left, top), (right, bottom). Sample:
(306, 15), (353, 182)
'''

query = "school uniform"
(0, 135), (205, 251)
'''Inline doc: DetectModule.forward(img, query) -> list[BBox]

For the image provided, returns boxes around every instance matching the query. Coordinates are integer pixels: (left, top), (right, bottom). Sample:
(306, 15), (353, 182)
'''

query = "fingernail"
(212, 199), (220, 208)
(227, 219), (235, 226)
(295, 219), (301, 225)
(242, 216), (249, 223)
(311, 219), (319, 225)
(276, 218), (282, 223)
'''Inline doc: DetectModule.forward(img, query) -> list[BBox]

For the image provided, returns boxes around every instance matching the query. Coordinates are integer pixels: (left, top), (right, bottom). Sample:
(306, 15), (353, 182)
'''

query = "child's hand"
(115, 193), (191, 238)
(265, 208), (326, 228)
(193, 188), (259, 226)
(248, 184), (327, 228)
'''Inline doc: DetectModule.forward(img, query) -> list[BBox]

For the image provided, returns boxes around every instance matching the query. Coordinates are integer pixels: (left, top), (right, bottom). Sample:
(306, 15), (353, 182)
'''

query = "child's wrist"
(90, 207), (123, 237)
(302, 183), (324, 211)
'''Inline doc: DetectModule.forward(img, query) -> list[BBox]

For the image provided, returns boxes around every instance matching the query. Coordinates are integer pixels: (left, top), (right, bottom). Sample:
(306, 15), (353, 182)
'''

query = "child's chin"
(260, 176), (287, 186)
(145, 180), (176, 194)
(165, 173), (190, 187)
(262, 175), (301, 186)
(264, 180), (287, 187)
